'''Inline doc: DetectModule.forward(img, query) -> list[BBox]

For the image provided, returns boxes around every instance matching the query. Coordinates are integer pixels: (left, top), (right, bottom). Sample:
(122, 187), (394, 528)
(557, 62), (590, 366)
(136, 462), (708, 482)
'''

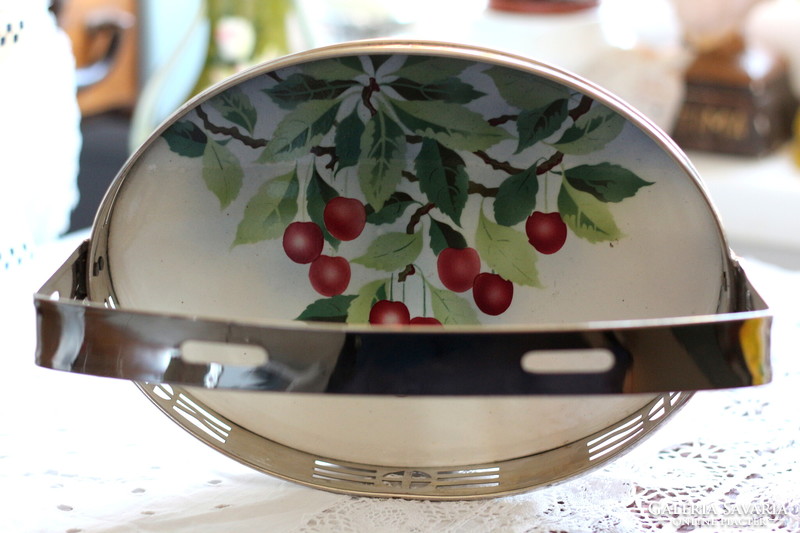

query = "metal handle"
(34, 243), (772, 394)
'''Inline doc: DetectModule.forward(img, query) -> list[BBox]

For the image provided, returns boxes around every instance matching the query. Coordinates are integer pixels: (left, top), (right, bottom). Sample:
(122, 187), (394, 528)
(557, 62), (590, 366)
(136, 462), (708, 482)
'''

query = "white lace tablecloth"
(2, 232), (799, 533)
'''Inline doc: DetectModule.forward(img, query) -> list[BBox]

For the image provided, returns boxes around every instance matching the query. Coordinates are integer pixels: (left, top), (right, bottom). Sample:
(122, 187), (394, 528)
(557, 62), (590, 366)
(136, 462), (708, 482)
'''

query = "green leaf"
(391, 99), (510, 152)
(391, 56), (471, 84)
(368, 55), (392, 72)
(557, 178), (621, 242)
(428, 218), (467, 255)
(475, 208), (540, 287)
(428, 283), (479, 325)
(162, 120), (207, 158)
(493, 165), (539, 226)
(301, 58), (365, 81)
(358, 108), (406, 210)
(414, 138), (469, 225)
(306, 168), (340, 248)
(334, 106), (365, 172)
(388, 77), (484, 104)
(296, 295), (357, 322)
(347, 278), (389, 324)
(352, 231), (423, 272)
(262, 73), (357, 109)
(209, 87), (257, 134)
(366, 192), (416, 225)
(516, 98), (569, 153)
(552, 105), (626, 155)
(485, 66), (571, 110)
(561, 163), (653, 203)
(259, 99), (341, 162)
(233, 168), (299, 246)
(202, 139), (243, 209)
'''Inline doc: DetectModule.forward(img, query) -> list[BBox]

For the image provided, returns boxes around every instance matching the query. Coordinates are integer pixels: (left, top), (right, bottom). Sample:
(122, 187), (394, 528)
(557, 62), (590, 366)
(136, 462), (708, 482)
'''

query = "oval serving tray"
(35, 40), (771, 499)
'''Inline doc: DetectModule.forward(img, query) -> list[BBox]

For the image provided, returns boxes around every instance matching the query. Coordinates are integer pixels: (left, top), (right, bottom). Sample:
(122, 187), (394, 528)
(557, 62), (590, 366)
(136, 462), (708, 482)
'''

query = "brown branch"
(569, 94), (593, 121)
(536, 152), (564, 175)
(196, 105), (268, 149)
(488, 114), (518, 126)
(473, 150), (524, 174)
(406, 202), (435, 234)
(362, 77), (381, 117)
(310, 146), (338, 170)
(468, 181), (499, 197)
(398, 264), (416, 282)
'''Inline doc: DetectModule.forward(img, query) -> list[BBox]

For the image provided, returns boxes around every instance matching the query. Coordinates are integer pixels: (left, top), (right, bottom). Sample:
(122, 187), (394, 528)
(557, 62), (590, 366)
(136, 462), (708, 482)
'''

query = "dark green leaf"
(162, 120), (207, 158)
(516, 98), (569, 153)
(366, 192), (416, 225)
(302, 58), (365, 80)
(388, 77), (484, 104)
(392, 56), (471, 84)
(493, 165), (539, 226)
(233, 169), (299, 246)
(552, 105), (626, 155)
(296, 295), (357, 322)
(429, 218), (467, 255)
(561, 163), (653, 203)
(414, 139), (468, 225)
(392, 100), (511, 152)
(485, 66), (571, 110)
(368, 55), (392, 72)
(259, 100), (341, 162)
(306, 168), (340, 248)
(209, 87), (257, 134)
(334, 106), (365, 172)
(262, 73), (357, 109)
(358, 108), (406, 210)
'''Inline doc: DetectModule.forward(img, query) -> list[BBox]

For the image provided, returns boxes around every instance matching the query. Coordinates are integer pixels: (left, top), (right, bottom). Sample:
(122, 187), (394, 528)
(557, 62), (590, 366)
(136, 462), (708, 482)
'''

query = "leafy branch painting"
(161, 54), (652, 325)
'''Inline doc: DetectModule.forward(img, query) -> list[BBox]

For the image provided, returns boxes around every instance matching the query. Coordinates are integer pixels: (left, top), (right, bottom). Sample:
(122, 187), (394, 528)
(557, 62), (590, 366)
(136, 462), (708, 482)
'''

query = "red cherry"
(410, 316), (443, 326)
(437, 247), (481, 293)
(472, 273), (513, 315)
(324, 197), (367, 241)
(525, 211), (567, 254)
(368, 300), (411, 325)
(282, 221), (324, 264)
(309, 255), (351, 296)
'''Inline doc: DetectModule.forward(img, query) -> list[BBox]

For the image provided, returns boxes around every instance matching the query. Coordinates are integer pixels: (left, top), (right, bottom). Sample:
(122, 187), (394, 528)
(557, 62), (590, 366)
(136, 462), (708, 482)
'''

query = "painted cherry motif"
(282, 221), (324, 264)
(526, 211), (567, 254)
(324, 197), (367, 241)
(437, 247), (481, 293)
(410, 316), (443, 326)
(472, 272), (513, 315)
(309, 255), (351, 296)
(369, 300), (411, 325)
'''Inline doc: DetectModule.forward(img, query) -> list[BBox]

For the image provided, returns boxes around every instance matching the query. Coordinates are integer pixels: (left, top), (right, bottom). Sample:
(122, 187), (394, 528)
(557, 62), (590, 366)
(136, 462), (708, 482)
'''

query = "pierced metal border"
(139, 382), (691, 499)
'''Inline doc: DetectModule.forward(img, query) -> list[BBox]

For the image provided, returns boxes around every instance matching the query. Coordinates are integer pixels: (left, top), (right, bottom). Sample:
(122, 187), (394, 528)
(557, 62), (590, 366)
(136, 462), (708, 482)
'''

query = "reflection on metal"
(36, 242), (771, 395)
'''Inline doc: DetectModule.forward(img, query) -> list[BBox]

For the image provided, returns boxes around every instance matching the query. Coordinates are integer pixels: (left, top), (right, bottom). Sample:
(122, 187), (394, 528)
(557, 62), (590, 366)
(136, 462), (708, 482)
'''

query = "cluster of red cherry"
(437, 209), (567, 317)
(282, 197), (568, 324)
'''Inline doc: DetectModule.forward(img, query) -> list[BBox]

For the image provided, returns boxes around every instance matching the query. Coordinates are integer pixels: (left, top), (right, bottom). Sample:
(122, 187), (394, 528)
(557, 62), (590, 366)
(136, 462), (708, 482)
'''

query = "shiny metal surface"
(35, 242), (771, 394)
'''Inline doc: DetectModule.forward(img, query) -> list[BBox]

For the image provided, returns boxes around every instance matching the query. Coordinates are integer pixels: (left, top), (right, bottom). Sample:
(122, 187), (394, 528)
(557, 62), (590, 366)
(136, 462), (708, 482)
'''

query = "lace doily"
(1, 237), (798, 532)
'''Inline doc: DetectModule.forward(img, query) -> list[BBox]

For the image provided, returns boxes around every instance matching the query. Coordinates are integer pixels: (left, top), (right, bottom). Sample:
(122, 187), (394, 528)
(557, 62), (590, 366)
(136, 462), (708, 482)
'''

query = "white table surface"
(2, 231), (799, 532)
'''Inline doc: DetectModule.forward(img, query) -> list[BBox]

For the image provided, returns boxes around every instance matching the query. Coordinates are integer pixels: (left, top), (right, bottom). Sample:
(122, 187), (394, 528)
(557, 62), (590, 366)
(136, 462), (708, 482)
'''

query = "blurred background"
(11, 0), (800, 267)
